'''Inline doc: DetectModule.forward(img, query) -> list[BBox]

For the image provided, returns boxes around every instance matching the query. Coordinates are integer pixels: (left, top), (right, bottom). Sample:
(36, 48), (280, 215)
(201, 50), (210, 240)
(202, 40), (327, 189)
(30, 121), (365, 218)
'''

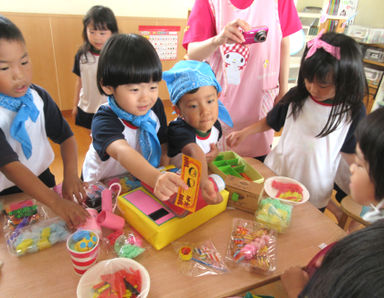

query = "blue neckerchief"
(108, 96), (161, 167)
(218, 100), (233, 127)
(0, 88), (39, 159)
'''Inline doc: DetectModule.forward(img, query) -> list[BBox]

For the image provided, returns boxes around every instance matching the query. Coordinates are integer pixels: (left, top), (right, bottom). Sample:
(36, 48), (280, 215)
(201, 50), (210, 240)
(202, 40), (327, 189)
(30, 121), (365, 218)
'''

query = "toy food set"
(3, 199), (70, 256)
(255, 198), (293, 233)
(225, 175), (264, 213)
(175, 239), (228, 276)
(66, 230), (100, 275)
(226, 218), (277, 272)
(77, 258), (150, 298)
(209, 151), (264, 213)
(263, 176), (310, 205)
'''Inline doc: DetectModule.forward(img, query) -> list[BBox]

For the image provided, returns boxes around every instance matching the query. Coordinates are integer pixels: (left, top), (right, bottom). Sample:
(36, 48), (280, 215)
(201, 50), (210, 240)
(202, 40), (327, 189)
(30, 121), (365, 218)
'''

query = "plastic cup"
(208, 174), (225, 192)
(78, 208), (102, 236)
(97, 210), (125, 231)
(66, 230), (100, 275)
(101, 189), (113, 212)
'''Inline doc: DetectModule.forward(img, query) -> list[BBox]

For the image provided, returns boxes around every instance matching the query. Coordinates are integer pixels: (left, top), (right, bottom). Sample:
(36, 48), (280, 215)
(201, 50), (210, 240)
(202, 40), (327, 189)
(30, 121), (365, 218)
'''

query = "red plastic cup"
(66, 230), (100, 275)
(97, 210), (125, 230)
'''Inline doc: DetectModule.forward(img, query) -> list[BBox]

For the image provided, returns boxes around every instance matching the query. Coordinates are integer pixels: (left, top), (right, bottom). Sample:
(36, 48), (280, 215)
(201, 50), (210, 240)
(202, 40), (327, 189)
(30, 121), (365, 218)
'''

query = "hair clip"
(305, 30), (341, 60)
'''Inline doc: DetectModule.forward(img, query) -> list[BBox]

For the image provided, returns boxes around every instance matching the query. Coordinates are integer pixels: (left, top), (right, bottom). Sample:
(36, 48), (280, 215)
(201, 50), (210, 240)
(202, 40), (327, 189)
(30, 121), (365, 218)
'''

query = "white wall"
(0, 0), (195, 18)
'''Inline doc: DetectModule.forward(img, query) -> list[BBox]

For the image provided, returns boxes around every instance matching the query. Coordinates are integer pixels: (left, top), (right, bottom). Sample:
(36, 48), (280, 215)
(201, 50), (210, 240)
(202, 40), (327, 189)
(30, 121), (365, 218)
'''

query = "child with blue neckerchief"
(82, 34), (187, 201)
(0, 16), (89, 230)
(163, 60), (233, 204)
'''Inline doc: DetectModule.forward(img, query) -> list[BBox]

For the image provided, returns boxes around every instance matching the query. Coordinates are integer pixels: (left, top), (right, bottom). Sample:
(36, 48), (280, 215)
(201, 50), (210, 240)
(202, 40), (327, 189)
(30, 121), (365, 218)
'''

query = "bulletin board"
(139, 25), (180, 61)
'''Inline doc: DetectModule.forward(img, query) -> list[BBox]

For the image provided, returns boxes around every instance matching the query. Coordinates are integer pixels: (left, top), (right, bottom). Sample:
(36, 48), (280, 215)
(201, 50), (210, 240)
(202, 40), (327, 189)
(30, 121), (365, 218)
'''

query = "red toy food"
(271, 180), (303, 202)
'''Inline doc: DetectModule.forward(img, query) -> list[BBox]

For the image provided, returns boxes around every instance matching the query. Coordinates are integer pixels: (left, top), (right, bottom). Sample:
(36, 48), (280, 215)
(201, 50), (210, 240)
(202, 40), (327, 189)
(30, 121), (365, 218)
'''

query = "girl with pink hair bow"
(227, 32), (368, 214)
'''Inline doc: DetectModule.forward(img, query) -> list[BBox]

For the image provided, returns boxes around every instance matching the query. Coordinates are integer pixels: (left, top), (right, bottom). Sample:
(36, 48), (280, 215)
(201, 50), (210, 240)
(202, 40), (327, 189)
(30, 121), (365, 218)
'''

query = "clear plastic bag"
(173, 239), (228, 277)
(226, 218), (277, 272)
(3, 198), (69, 256)
(255, 197), (293, 233)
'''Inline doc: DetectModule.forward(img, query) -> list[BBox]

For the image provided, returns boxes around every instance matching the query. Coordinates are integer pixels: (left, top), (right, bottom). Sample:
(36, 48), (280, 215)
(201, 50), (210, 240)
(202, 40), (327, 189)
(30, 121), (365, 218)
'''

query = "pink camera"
(242, 26), (268, 44)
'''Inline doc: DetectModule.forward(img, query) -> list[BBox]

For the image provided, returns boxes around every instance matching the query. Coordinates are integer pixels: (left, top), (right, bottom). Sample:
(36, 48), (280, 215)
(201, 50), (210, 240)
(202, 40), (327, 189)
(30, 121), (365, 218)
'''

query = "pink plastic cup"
(101, 189), (113, 212)
(78, 208), (101, 236)
(66, 230), (100, 275)
(97, 210), (125, 230)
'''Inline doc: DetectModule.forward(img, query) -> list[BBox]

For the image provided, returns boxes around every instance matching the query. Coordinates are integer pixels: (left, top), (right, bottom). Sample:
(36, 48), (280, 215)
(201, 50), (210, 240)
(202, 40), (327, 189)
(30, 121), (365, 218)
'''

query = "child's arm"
(226, 117), (271, 148)
(206, 143), (219, 164)
(160, 143), (171, 166)
(72, 77), (82, 118)
(106, 139), (187, 201)
(182, 143), (222, 204)
(0, 161), (89, 230)
(281, 266), (309, 298)
(60, 135), (87, 202)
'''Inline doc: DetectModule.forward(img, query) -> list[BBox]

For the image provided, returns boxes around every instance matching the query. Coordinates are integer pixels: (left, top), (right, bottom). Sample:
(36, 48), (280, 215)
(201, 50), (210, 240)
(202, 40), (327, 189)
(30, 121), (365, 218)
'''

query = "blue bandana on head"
(0, 88), (39, 159)
(108, 96), (161, 167)
(163, 60), (233, 127)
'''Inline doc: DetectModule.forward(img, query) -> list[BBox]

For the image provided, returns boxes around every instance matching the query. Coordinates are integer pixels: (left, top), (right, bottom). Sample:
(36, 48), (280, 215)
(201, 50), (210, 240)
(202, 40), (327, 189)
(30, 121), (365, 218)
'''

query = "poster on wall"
(139, 25), (180, 61)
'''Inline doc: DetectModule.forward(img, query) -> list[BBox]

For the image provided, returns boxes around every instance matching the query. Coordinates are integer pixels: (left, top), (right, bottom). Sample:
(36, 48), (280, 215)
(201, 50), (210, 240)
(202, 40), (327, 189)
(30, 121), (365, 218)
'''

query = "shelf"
(363, 59), (384, 68)
(298, 12), (321, 18)
(368, 84), (379, 90)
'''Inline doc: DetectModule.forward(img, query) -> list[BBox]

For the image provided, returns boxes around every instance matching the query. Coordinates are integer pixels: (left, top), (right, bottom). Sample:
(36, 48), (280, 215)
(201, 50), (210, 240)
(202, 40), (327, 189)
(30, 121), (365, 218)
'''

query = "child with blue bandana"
(163, 60), (233, 204)
(0, 16), (89, 230)
(82, 34), (187, 201)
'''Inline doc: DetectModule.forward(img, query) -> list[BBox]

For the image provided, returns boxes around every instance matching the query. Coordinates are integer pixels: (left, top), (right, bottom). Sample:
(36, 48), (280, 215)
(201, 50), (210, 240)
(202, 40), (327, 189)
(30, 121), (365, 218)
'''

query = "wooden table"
(0, 159), (346, 298)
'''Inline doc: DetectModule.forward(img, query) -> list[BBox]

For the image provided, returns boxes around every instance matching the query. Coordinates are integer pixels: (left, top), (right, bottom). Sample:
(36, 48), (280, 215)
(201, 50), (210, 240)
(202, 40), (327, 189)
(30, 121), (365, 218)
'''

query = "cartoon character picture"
(223, 43), (249, 85)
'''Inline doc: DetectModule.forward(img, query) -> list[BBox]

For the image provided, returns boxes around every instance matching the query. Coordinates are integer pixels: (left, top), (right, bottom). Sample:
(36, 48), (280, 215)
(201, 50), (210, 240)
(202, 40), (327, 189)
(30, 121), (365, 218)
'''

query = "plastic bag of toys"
(3, 198), (69, 256)
(173, 239), (228, 277)
(102, 229), (146, 260)
(101, 173), (141, 195)
(255, 198), (292, 233)
(226, 218), (277, 272)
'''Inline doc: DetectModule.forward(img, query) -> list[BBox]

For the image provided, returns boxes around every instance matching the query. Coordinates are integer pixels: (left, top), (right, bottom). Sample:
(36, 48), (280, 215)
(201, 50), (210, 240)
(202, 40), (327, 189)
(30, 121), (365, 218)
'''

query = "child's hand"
(213, 19), (251, 46)
(62, 175), (88, 204)
(281, 266), (309, 298)
(154, 172), (188, 201)
(201, 179), (223, 205)
(206, 143), (219, 164)
(226, 130), (247, 148)
(52, 198), (89, 231)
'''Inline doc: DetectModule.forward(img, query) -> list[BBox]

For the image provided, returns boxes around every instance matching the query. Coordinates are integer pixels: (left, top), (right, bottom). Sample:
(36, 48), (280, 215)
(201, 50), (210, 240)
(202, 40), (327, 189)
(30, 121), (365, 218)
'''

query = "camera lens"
(254, 30), (267, 42)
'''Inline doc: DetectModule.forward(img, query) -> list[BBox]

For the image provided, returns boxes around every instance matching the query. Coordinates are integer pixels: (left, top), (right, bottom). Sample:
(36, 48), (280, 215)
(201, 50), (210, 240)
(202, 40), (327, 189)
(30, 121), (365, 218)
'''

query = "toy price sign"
(175, 154), (201, 212)
(139, 25), (180, 61)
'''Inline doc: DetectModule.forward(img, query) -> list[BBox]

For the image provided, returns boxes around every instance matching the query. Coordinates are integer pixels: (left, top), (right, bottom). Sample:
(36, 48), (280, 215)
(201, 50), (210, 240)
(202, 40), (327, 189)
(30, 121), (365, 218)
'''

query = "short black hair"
(355, 107), (384, 200)
(0, 15), (25, 43)
(97, 33), (162, 94)
(300, 219), (384, 297)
